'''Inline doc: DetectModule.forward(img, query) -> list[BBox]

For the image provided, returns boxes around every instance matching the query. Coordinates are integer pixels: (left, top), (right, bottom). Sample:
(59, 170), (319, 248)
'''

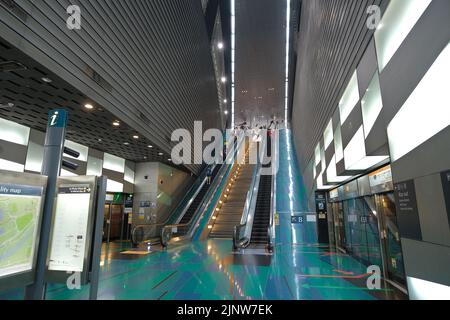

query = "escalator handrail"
(162, 134), (245, 246)
(267, 131), (278, 252)
(233, 135), (266, 250)
(131, 163), (213, 245)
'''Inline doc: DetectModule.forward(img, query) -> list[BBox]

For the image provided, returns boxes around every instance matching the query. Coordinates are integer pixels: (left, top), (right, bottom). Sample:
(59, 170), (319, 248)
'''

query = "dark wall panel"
(291, 0), (387, 171)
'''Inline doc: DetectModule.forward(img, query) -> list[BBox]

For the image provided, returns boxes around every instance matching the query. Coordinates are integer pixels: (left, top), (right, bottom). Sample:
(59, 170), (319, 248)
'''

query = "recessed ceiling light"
(84, 103), (94, 110)
(113, 121), (120, 127)
(158, 152), (163, 156)
(123, 142), (130, 146)
(224, 110), (229, 115)
(221, 77), (227, 83)
(224, 99), (228, 103)
(168, 159), (172, 162)
(218, 42), (224, 49)
(148, 145), (153, 148)
(133, 135), (139, 139)
(41, 77), (52, 83)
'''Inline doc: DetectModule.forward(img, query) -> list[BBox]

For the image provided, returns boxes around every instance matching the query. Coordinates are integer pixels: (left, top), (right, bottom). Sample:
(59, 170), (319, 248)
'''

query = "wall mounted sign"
(394, 180), (422, 241)
(369, 165), (394, 193)
(291, 216), (304, 224)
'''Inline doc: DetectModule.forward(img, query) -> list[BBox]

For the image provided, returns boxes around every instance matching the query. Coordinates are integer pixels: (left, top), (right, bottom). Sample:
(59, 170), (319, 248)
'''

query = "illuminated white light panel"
(361, 72), (383, 138)
(407, 277), (450, 300)
(388, 43), (450, 162)
(339, 71), (360, 124)
(231, 0), (236, 129)
(323, 119), (333, 149)
(0, 159), (24, 172)
(314, 144), (321, 166)
(0, 117), (30, 146)
(334, 125), (344, 163)
(284, 0), (291, 124)
(375, 0), (432, 72)
(344, 126), (388, 170)
(106, 179), (124, 193)
(326, 155), (351, 184)
(103, 153), (125, 173)
(316, 172), (336, 190)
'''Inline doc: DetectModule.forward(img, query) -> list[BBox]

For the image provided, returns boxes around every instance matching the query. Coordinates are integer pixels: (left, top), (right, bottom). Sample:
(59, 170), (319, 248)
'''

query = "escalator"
(249, 134), (273, 246)
(250, 174), (272, 245)
(209, 157), (255, 239)
(179, 165), (221, 225)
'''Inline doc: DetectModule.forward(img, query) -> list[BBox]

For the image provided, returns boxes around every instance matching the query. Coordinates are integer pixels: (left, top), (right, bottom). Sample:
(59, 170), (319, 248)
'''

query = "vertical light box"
(375, 0), (432, 72)
(361, 72), (383, 138)
(388, 43), (450, 162)
(339, 71), (360, 124)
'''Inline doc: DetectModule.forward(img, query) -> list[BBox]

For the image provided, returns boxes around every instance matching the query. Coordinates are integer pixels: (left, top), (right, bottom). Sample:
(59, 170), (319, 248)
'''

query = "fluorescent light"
(112, 121), (120, 127)
(375, 0), (432, 72)
(344, 126), (388, 170)
(316, 173), (336, 190)
(339, 71), (360, 124)
(388, 43), (450, 162)
(124, 165), (135, 184)
(133, 135), (139, 139)
(84, 104), (94, 110)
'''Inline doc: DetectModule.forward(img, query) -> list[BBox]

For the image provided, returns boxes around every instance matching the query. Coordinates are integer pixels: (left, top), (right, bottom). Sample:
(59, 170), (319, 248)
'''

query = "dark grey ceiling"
(0, 40), (184, 170)
(234, 0), (288, 126)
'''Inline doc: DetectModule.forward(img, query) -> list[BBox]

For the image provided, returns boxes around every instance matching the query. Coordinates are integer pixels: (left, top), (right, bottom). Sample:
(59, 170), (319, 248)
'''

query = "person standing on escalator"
(206, 165), (213, 185)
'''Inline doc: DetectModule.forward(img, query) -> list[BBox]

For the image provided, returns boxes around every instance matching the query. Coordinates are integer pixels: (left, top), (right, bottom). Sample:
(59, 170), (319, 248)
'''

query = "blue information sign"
(48, 109), (68, 128)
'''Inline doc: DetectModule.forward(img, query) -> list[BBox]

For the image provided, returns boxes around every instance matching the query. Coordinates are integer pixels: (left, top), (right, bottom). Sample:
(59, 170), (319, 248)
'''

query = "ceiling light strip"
(231, 0), (236, 129)
(284, 0), (291, 124)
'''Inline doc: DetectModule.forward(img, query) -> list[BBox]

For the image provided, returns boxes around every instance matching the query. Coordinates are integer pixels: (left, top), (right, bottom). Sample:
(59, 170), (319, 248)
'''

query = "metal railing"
(161, 135), (245, 247)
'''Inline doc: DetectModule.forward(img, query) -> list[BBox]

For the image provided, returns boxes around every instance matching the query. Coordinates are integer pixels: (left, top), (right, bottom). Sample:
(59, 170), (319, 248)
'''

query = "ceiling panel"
(0, 41), (186, 171)
(234, 0), (288, 126)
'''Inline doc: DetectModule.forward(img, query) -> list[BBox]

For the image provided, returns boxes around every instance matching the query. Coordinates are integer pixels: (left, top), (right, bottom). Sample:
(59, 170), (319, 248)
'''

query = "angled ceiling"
(0, 39), (185, 171)
(234, 0), (288, 126)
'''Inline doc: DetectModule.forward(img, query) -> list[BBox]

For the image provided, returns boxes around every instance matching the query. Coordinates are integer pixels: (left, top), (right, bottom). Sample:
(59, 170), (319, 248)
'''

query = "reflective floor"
(0, 130), (406, 300)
